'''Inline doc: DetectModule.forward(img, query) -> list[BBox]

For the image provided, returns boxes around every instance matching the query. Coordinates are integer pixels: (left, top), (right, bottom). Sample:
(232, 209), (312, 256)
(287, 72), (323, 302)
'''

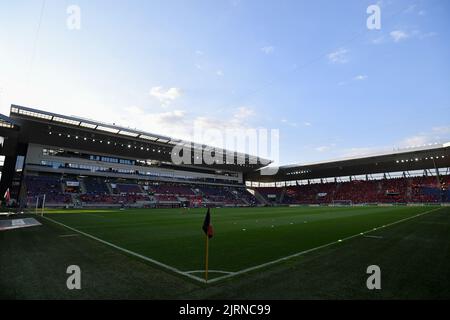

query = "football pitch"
(29, 206), (445, 280)
(1, 205), (450, 299)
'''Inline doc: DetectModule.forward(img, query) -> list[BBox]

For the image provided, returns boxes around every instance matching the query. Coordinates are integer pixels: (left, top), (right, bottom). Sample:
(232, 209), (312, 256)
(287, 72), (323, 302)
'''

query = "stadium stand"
(115, 183), (143, 194)
(1, 105), (449, 209)
(255, 187), (284, 203)
(22, 171), (449, 208)
(230, 187), (258, 206)
(268, 175), (449, 205)
(23, 173), (257, 208)
(83, 177), (110, 194)
(25, 175), (72, 204)
(150, 183), (196, 196)
(79, 193), (150, 205)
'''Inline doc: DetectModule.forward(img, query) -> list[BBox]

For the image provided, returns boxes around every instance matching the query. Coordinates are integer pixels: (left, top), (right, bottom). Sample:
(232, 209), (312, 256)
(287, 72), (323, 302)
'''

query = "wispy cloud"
(401, 126), (450, 147)
(322, 126), (450, 159)
(216, 70), (224, 76)
(340, 146), (390, 158)
(371, 36), (385, 45)
(418, 31), (437, 40)
(191, 107), (259, 149)
(338, 75), (368, 86)
(387, 29), (436, 43)
(233, 106), (254, 119)
(375, 0), (386, 8)
(281, 119), (298, 127)
(403, 4), (426, 16)
(403, 4), (417, 14)
(315, 145), (331, 152)
(110, 106), (258, 151)
(149, 86), (181, 106)
(261, 46), (275, 54)
(314, 143), (337, 153)
(390, 30), (409, 42)
(354, 75), (368, 81)
(327, 48), (349, 64)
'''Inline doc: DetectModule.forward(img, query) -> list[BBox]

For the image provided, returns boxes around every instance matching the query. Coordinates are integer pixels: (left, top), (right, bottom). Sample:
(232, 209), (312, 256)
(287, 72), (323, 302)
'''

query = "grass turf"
(37, 206), (439, 277)
(1, 205), (449, 299)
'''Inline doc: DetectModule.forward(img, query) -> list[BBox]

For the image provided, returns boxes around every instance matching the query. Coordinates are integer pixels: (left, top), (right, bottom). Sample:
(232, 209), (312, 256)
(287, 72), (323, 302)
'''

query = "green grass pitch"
(40, 206), (441, 280)
(1, 205), (449, 299)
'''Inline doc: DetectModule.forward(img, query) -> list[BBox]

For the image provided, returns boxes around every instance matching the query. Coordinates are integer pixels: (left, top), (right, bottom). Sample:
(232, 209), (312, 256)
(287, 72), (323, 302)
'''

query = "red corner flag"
(202, 208), (213, 282)
(4, 188), (10, 203)
(202, 208), (214, 238)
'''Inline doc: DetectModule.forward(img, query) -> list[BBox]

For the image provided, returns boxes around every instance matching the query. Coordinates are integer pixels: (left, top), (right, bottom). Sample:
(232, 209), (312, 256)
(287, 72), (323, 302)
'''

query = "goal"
(331, 200), (353, 206)
(34, 194), (46, 216)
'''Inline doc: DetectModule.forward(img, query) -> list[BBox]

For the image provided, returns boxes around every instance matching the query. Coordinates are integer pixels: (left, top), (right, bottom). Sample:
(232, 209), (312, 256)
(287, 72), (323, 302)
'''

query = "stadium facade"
(0, 104), (449, 208)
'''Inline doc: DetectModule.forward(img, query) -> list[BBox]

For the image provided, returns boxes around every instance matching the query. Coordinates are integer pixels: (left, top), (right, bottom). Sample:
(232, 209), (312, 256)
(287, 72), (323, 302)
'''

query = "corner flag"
(202, 208), (213, 282)
(4, 188), (10, 203)
(202, 208), (214, 238)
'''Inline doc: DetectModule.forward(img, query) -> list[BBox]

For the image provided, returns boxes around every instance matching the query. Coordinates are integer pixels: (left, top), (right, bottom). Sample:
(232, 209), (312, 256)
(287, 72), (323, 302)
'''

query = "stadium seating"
(22, 173), (449, 208)
(115, 183), (143, 194)
(25, 176), (72, 204)
(154, 194), (179, 202)
(150, 184), (195, 196)
(255, 187), (284, 203)
(79, 193), (150, 204)
(195, 185), (253, 206)
(230, 187), (258, 206)
(262, 175), (449, 205)
(83, 178), (110, 194)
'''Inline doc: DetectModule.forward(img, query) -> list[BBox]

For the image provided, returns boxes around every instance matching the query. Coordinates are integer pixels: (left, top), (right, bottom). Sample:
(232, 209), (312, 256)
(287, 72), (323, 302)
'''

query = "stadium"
(2, 0), (450, 305)
(1, 104), (449, 299)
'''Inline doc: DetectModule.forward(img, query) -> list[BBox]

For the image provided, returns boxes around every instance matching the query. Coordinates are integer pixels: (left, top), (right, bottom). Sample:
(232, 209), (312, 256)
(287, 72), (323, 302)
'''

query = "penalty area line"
(41, 215), (207, 284)
(207, 207), (443, 284)
(185, 270), (235, 275)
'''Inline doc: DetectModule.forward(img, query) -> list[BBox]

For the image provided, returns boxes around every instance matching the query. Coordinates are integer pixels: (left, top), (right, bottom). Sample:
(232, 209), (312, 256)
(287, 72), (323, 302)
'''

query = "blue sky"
(0, 0), (449, 165)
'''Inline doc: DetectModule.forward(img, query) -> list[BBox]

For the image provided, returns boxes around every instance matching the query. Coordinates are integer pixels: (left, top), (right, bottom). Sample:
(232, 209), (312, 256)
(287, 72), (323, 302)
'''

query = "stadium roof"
(0, 114), (20, 130)
(248, 142), (450, 182)
(7, 105), (271, 172)
(6, 104), (450, 181)
(10, 104), (191, 144)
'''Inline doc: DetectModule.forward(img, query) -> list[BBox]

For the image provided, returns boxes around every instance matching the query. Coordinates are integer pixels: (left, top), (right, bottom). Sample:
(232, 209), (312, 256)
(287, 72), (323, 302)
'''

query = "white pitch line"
(363, 235), (383, 239)
(206, 207), (443, 284)
(41, 216), (206, 283)
(185, 270), (235, 275)
(41, 207), (442, 285)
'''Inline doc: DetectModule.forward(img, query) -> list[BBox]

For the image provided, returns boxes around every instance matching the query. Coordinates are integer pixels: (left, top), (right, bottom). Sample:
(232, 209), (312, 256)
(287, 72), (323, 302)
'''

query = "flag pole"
(205, 234), (209, 283)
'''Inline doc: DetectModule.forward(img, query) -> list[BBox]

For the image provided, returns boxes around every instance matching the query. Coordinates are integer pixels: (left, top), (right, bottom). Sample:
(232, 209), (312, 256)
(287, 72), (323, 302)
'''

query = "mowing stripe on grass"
(41, 215), (207, 283)
(58, 234), (79, 238)
(206, 207), (443, 284)
(41, 207), (442, 285)
(363, 235), (383, 239)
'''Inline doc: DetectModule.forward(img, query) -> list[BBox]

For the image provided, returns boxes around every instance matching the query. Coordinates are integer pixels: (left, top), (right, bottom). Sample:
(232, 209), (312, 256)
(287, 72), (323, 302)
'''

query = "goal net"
(331, 200), (353, 206)
(33, 195), (47, 216)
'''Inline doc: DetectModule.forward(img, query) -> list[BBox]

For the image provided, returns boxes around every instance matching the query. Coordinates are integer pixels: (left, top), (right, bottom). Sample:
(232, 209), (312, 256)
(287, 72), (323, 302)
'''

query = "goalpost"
(34, 194), (46, 216)
(331, 199), (353, 206)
